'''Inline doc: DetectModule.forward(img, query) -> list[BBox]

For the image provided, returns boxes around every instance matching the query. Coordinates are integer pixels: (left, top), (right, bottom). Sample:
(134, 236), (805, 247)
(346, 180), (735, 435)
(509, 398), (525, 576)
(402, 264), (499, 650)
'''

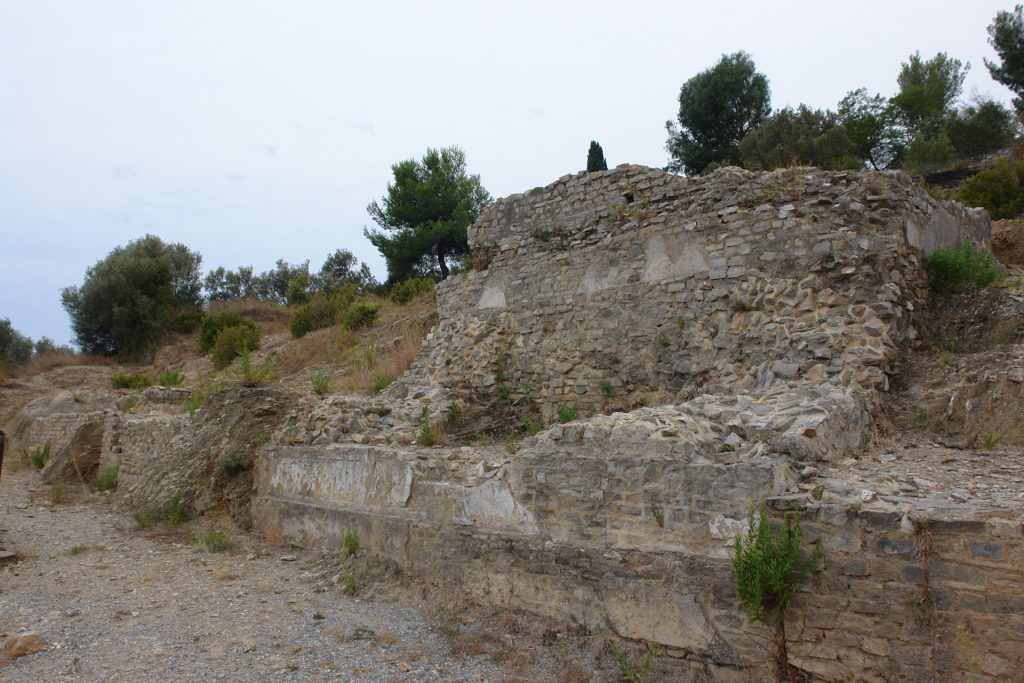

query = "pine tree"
(586, 141), (608, 172)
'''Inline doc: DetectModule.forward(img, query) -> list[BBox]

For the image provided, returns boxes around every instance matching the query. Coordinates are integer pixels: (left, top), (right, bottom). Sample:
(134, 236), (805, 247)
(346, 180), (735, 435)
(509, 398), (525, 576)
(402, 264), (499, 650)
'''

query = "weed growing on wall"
(733, 504), (821, 682)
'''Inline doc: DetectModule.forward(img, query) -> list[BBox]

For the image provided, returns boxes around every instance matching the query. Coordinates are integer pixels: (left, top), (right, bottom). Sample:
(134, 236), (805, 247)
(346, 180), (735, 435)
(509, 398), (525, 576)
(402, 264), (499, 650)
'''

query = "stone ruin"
(12, 165), (1024, 680)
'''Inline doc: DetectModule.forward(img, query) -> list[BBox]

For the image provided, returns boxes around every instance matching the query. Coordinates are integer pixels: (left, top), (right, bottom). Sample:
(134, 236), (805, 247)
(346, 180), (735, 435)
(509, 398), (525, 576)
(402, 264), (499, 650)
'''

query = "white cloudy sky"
(0, 0), (1015, 345)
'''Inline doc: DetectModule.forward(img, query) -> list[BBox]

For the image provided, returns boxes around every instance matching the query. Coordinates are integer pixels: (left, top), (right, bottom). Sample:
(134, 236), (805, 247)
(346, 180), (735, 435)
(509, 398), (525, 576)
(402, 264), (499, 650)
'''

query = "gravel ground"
(0, 468), (534, 682)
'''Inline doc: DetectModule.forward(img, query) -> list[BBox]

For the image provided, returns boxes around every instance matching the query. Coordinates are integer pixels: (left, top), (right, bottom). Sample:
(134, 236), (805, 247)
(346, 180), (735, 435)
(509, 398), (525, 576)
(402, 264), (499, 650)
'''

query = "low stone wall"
(22, 411), (104, 458)
(99, 413), (189, 492)
(253, 429), (1023, 681)
(404, 165), (988, 420)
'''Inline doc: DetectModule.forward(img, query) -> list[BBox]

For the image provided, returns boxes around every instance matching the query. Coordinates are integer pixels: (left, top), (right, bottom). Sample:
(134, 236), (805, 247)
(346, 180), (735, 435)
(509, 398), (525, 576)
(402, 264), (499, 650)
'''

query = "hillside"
(3, 165), (1024, 682)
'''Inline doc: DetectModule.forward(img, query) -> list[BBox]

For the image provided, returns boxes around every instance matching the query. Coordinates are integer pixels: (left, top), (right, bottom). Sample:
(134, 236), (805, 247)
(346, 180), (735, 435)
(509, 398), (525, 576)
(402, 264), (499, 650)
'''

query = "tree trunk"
(775, 620), (789, 683)
(437, 244), (449, 279)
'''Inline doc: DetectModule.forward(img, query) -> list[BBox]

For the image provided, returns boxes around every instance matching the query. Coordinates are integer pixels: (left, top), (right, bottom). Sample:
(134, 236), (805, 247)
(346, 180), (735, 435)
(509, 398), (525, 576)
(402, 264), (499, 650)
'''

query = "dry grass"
(344, 336), (422, 394)
(15, 350), (116, 378)
(207, 298), (293, 335)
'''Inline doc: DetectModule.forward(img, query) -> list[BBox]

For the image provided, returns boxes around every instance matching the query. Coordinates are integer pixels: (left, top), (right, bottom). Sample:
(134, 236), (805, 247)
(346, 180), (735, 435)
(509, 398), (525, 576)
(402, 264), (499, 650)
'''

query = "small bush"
(289, 285), (358, 338)
(340, 302), (380, 331)
(196, 529), (233, 553)
(200, 312), (259, 352)
(956, 159), (1024, 219)
(95, 465), (119, 491)
(416, 418), (435, 446)
(925, 240), (1002, 291)
(371, 373), (393, 393)
(184, 391), (206, 419)
(235, 350), (272, 386)
(389, 277), (435, 305)
(211, 324), (261, 369)
(558, 402), (579, 424)
(311, 373), (331, 395)
(111, 373), (152, 390)
(28, 443), (50, 469)
(342, 529), (360, 557)
(50, 483), (65, 503)
(168, 308), (205, 334)
(167, 491), (186, 526)
(133, 508), (158, 529)
(157, 369), (186, 387)
(216, 452), (244, 475)
(734, 505), (821, 679)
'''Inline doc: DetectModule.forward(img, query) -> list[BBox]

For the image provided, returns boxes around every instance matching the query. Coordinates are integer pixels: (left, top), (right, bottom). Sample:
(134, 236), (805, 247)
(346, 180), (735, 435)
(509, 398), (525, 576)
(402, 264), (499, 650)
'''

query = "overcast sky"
(1, 0), (1015, 345)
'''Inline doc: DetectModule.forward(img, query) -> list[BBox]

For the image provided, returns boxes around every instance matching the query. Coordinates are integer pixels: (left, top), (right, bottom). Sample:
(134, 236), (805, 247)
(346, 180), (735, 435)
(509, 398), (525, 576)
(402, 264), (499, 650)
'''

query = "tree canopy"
(891, 52), (969, 138)
(586, 141), (608, 172)
(61, 235), (203, 357)
(365, 146), (491, 282)
(666, 52), (771, 175)
(987, 5), (1024, 117)
(0, 318), (33, 371)
(740, 106), (861, 171)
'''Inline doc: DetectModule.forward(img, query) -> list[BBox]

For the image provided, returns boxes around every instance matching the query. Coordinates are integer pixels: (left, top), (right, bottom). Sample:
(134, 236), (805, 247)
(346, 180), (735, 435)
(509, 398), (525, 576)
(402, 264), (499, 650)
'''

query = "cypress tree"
(586, 141), (608, 172)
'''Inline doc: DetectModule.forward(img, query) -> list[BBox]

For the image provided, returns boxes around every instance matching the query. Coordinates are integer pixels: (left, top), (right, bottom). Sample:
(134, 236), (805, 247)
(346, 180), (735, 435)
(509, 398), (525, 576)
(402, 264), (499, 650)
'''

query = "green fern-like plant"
(733, 504), (821, 681)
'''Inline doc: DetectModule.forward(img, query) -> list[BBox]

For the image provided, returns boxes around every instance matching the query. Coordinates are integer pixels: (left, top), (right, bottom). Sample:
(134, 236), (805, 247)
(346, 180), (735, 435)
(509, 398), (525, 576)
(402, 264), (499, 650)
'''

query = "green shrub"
(95, 466), (119, 491)
(956, 159), (1024, 219)
(168, 308), (205, 334)
(341, 302), (380, 331)
(28, 443), (50, 469)
(311, 373), (331, 395)
(184, 391), (206, 419)
(167, 491), (186, 526)
(196, 529), (233, 553)
(133, 508), (158, 529)
(558, 402), (578, 424)
(902, 132), (957, 173)
(210, 324), (260, 369)
(416, 418), (435, 446)
(342, 529), (360, 557)
(111, 373), (152, 390)
(371, 374), (393, 393)
(200, 312), (259, 352)
(389, 277), (435, 305)
(925, 240), (1002, 291)
(289, 285), (358, 338)
(235, 350), (272, 386)
(216, 452), (244, 475)
(157, 369), (186, 387)
(733, 505), (821, 678)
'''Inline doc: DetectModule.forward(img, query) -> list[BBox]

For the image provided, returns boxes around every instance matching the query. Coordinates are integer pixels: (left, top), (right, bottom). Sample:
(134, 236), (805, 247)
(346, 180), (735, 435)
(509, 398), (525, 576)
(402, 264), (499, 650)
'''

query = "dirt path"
(0, 468), (526, 683)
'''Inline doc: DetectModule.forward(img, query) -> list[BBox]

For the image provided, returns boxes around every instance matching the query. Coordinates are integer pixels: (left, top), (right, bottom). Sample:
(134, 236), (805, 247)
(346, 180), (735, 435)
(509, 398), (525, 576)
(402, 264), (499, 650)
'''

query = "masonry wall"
(407, 165), (988, 420)
(253, 440), (1023, 682)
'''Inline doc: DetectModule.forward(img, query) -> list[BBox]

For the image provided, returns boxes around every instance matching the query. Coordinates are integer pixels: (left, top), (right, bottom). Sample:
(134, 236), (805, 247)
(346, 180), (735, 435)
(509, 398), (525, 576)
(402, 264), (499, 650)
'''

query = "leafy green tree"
(365, 146), (491, 281)
(204, 266), (256, 301)
(891, 52), (968, 138)
(837, 88), (902, 169)
(902, 132), (958, 173)
(665, 52), (771, 175)
(313, 249), (377, 293)
(586, 141), (608, 172)
(946, 99), (1016, 159)
(986, 5), (1024, 117)
(0, 318), (33, 370)
(61, 235), (203, 357)
(740, 105), (861, 171)
(251, 259), (309, 304)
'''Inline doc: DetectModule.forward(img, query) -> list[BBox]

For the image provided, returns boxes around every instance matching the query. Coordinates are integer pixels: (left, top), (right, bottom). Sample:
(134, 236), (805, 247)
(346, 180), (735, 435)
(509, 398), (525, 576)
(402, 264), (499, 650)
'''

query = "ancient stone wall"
(22, 411), (104, 458)
(99, 413), (189, 492)
(253, 435), (1023, 682)
(405, 165), (988, 420)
